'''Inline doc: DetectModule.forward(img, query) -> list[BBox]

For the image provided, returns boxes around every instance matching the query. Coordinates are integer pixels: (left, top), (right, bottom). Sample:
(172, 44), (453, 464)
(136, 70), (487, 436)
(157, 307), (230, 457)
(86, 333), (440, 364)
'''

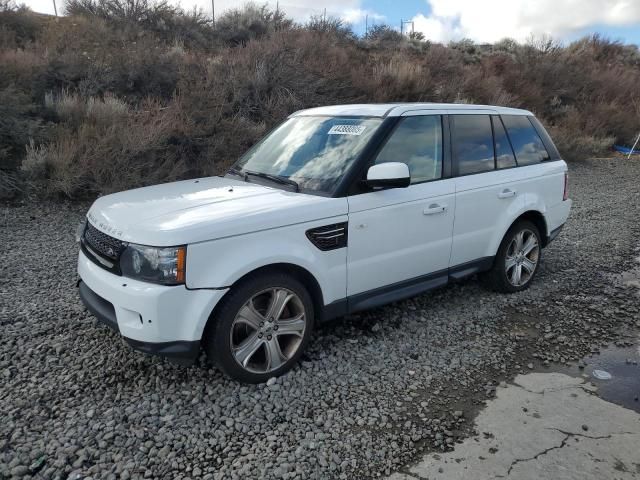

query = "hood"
(87, 176), (347, 246)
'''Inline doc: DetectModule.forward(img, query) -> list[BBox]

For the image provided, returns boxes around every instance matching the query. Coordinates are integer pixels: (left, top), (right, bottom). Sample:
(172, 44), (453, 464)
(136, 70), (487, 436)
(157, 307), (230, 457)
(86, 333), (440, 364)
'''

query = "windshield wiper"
(227, 166), (248, 181)
(243, 170), (299, 192)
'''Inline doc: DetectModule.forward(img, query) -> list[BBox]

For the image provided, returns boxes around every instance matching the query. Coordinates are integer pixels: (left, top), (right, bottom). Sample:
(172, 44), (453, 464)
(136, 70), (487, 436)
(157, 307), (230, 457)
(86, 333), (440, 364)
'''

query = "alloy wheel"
(505, 229), (540, 287)
(230, 288), (307, 374)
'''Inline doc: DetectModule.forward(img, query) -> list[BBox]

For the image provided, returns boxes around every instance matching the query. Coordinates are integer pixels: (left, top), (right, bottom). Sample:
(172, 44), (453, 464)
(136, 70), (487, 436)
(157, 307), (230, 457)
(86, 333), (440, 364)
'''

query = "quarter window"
(501, 115), (550, 165)
(492, 116), (517, 169)
(452, 115), (495, 175)
(374, 116), (442, 184)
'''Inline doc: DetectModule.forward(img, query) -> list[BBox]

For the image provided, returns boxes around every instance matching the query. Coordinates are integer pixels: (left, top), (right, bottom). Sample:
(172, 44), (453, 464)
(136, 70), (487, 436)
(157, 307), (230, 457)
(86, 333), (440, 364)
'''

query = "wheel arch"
(202, 262), (325, 341)
(514, 210), (549, 247)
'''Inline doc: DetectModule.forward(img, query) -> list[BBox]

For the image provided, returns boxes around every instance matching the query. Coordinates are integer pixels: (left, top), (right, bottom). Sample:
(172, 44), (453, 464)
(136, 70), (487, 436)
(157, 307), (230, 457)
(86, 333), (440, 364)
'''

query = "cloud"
(412, 0), (640, 43)
(340, 8), (385, 25)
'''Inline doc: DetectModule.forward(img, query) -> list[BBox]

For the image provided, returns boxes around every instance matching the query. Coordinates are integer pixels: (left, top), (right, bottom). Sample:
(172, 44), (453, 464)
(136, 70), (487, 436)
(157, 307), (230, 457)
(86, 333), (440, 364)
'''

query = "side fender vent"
(306, 222), (348, 251)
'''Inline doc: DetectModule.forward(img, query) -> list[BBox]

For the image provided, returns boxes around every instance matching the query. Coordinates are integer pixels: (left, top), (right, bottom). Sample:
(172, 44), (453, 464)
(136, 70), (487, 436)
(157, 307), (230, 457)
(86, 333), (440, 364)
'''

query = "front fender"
(185, 217), (348, 307)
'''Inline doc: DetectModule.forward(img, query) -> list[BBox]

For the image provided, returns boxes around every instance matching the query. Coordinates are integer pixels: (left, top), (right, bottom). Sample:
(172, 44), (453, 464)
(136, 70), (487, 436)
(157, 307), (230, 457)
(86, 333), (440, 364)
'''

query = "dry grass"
(0, 4), (639, 198)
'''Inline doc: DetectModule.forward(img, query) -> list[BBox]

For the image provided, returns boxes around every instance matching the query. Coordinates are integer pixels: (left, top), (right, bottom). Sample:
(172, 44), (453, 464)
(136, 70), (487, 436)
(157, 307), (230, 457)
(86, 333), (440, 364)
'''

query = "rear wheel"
(482, 220), (541, 293)
(204, 272), (314, 383)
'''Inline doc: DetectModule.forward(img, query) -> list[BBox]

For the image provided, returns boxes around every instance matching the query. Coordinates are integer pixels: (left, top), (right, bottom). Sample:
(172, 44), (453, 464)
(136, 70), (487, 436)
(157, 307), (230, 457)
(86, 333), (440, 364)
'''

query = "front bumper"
(77, 250), (228, 364)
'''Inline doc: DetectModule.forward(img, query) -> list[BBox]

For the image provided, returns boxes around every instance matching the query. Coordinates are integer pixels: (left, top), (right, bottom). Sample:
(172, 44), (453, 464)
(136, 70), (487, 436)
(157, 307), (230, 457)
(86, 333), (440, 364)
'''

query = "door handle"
(423, 203), (447, 215)
(498, 189), (517, 199)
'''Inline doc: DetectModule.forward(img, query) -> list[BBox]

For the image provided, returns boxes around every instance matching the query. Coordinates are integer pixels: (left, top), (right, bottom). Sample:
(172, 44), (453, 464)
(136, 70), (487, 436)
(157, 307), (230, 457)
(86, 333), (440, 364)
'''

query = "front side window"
(492, 116), (517, 169)
(232, 116), (382, 194)
(452, 115), (495, 175)
(374, 115), (442, 184)
(501, 115), (550, 166)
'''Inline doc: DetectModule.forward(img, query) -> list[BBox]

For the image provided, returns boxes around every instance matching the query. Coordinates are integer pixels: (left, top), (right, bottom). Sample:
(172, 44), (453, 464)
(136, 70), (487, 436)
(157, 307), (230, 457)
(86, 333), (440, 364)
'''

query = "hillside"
(1, 1), (639, 198)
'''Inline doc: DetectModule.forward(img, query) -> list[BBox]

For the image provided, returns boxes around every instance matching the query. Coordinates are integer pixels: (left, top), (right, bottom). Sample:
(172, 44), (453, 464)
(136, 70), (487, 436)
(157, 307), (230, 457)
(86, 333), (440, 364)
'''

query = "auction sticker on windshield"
(328, 125), (367, 135)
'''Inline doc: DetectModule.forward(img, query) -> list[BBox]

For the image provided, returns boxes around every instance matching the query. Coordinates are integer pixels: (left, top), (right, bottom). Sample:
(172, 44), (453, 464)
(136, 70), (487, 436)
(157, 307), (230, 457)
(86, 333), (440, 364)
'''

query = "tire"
(482, 220), (542, 293)
(204, 272), (315, 383)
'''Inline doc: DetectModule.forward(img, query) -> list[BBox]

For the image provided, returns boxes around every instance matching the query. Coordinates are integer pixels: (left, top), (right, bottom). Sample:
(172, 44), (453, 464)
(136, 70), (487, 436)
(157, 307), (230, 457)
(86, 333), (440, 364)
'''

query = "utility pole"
(52, 0), (58, 16)
(365, 14), (368, 36)
(211, 0), (215, 27)
(323, 7), (326, 25)
(401, 19), (413, 36)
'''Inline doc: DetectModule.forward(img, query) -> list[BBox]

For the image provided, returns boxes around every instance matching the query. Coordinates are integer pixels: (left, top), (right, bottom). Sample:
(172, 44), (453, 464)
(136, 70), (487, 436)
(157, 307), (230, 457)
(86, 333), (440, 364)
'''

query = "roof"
(291, 103), (533, 118)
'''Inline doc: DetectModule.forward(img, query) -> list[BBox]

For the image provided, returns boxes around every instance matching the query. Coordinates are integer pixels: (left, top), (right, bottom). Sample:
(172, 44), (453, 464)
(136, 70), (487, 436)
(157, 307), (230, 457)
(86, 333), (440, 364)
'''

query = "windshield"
(231, 116), (383, 194)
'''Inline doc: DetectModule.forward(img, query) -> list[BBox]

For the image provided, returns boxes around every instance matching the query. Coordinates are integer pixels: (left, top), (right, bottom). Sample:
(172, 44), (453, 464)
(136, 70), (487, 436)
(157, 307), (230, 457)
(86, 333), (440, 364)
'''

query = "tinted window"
(375, 116), (442, 184)
(452, 115), (495, 175)
(501, 115), (550, 166)
(529, 116), (561, 160)
(492, 116), (516, 169)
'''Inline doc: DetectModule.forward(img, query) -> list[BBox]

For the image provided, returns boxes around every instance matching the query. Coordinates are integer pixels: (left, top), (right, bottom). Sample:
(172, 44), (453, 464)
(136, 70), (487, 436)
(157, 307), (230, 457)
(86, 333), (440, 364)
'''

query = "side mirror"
(366, 162), (410, 189)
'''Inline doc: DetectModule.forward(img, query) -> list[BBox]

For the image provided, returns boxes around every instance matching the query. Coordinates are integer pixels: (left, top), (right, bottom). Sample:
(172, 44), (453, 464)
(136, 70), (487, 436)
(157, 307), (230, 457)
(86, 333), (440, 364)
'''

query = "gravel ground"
(2, 157), (640, 480)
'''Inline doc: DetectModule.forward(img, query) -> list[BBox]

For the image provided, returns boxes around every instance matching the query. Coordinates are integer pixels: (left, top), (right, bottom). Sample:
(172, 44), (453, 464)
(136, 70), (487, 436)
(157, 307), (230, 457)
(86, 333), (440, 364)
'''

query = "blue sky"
(353, 0), (640, 45)
(23, 0), (640, 46)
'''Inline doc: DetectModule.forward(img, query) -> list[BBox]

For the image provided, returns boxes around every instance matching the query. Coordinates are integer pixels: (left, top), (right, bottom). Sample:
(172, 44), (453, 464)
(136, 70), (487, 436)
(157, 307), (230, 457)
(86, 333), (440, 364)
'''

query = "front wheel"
(204, 272), (314, 383)
(482, 220), (542, 293)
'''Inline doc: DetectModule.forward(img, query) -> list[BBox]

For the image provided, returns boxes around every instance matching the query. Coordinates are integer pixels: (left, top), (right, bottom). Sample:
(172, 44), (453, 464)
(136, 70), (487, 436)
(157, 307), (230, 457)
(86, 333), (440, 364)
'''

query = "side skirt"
(320, 256), (494, 322)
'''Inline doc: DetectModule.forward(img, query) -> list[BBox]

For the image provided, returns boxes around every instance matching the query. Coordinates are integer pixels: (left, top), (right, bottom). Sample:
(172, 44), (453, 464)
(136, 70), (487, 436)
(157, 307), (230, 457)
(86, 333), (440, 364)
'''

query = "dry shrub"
(0, 169), (21, 198)
(1, 4), (639, 199)
(0, 4), (42, 47)
(549, 125), (614, 162)
(45, 90), (129, 127)
(86, 94), (129, 125)
(0, 48), (47, 89)
(369, 56), (431, 101)
(0, 87), (42, 169)
(24, 99), (194, 197)
(64, 0), (215, 50)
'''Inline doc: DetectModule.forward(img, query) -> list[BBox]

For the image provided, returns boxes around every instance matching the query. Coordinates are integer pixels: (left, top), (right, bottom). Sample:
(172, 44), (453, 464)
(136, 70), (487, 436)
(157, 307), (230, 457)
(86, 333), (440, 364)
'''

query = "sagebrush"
(1, 2), (639, 199)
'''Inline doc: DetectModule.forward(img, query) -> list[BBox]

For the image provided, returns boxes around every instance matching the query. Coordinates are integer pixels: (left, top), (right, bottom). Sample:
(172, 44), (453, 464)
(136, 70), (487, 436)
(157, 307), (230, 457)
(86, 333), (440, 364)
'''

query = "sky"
(23, 0), (640, 46)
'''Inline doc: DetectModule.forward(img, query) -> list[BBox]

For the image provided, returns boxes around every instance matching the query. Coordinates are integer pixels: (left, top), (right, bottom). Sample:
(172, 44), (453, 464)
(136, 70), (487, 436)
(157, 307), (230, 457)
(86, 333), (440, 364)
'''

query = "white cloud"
(413, 0), (640, 43)
(340, 8), (385, 25)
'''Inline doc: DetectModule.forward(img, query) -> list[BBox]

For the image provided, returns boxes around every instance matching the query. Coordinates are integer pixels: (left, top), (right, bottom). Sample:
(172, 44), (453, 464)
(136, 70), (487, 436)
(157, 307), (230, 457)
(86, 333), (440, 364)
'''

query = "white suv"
(77, 103), (571, 383)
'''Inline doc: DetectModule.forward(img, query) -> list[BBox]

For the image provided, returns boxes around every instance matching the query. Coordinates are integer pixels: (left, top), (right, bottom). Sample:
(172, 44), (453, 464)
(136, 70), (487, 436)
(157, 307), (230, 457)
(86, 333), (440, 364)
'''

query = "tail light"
(563, 172), (569, 201)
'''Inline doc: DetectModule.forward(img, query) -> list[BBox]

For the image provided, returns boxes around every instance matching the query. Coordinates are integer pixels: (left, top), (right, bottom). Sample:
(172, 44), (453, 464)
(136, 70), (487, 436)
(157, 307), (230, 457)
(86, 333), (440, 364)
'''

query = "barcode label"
(328, 125), (366, 135)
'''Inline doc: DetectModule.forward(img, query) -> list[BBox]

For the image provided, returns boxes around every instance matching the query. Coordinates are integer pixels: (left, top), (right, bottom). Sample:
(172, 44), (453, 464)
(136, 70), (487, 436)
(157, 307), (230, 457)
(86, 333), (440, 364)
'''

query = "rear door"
(449, 113), (525, 267)
(347, 114), (455, 297)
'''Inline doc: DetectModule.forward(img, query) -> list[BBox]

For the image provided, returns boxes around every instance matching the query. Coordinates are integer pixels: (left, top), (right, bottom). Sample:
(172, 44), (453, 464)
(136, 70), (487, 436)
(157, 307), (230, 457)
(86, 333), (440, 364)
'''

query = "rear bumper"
(77, 250), (228, 364)
(547, 224), (564, 245)
(543, 199), (571, 246)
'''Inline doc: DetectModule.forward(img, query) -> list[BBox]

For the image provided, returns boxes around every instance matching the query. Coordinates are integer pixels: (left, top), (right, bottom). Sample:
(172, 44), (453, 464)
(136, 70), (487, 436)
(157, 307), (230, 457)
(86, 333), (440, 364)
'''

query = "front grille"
(84, 222), (126, 260)
(306, 222), (348, 251)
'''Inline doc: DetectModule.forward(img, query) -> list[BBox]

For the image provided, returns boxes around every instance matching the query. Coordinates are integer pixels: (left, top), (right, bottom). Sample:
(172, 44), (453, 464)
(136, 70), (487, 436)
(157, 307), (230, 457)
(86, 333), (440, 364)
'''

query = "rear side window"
(492, 116), (516, 169)
(452, 115), (495, 175)
(375, 115), (442, 184)
(501, 115), (550, 165)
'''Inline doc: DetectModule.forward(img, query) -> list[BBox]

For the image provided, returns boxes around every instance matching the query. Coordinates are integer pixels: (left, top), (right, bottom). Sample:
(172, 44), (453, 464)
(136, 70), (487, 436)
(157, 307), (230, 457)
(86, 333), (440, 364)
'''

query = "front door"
(346, 114), (455, 297)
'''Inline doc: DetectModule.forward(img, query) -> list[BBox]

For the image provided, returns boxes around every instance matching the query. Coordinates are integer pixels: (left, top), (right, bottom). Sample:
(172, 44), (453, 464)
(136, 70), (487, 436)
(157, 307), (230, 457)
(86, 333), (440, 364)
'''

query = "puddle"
(556, 340), (640, 413)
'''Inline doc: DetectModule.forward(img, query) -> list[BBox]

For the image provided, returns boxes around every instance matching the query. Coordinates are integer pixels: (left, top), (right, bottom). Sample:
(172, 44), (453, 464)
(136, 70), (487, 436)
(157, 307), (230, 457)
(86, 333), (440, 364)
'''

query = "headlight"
(120, 244), (186, 285)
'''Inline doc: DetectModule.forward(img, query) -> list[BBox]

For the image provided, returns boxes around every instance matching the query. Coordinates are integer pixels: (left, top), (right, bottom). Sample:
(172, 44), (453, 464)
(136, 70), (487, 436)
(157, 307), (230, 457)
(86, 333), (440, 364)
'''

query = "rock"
(11, 466), (29, 477)
(3, 164), (639, 480)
